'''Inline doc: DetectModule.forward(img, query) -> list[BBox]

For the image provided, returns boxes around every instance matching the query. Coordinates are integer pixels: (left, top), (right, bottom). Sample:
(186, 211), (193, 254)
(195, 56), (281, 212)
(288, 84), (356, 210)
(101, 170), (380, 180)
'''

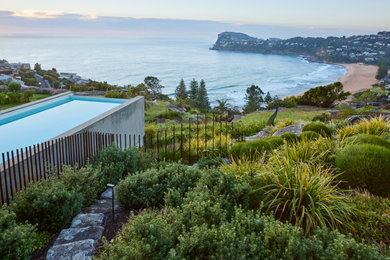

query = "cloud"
(0, 10), (379, 38)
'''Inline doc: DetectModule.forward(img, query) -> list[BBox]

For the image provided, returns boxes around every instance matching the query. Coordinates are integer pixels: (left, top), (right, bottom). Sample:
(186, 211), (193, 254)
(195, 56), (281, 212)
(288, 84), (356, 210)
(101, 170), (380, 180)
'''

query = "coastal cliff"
(211, 31), (390, 65)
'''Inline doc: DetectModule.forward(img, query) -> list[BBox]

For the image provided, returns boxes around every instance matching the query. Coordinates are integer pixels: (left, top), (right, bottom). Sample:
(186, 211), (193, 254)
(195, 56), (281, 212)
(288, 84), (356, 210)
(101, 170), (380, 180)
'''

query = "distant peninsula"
(211, 31), (390, 65)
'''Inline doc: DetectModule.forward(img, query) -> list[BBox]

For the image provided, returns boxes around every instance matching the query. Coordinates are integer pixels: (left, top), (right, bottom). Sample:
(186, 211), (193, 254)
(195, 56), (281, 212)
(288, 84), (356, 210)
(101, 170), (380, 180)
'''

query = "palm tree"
(214, 98), (230, 114)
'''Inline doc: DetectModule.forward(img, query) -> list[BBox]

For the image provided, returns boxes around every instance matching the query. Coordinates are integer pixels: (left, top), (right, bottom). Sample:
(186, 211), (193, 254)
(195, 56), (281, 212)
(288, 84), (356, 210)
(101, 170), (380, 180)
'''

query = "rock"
(345, 115), (371, 124)
(168, 102), (186, 113)
(46, 239), (95, 260)
(272, 124), (304, 137)
(71, 213), (105, 228)
(82, 199), (119, 214)
(245, 130), (269, 141)
(100, 188), (116, 200)
(54, 226), (104, 246)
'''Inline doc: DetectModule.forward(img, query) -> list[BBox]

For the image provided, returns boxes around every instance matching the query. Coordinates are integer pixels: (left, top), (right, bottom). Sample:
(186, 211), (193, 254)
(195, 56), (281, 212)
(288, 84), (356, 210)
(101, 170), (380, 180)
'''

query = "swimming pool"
(0, 93), (126, 157)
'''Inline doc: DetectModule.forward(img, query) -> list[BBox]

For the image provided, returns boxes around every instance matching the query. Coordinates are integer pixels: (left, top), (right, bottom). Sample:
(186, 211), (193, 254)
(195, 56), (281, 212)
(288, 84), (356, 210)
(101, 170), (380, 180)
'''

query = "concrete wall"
(55, 96), (145, 146)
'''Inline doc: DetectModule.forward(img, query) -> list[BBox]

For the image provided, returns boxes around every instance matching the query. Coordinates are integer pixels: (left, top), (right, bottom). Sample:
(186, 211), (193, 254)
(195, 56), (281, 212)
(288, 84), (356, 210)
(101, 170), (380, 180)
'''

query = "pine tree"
(376, 58), (388, 80)
(243, 85), (264, 114)
(189, 79), (199, 100)
(197, 80), (210, 109)
(175, 79), (188, 99)
(264, 91), (273, 104)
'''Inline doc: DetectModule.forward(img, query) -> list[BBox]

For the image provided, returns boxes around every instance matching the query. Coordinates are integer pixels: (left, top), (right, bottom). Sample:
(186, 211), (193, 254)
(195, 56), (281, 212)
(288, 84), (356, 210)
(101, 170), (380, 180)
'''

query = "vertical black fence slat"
(205, 116), (207, 155)
(11, 151), (17, 191)
(180, 122), (183, 159)
(16, 150), (22, 190)
(7, 152), (13, 198)
(226, 119), (228, 156)
(173, 125), (176, 161)
(28, 147), (34, 182)
(25, 147), (31, 184)
(212, 113), (215, 152)
(143, 135), (146, 152)
(196, 114), (199, 161)
(138, 135), (141, 151)
(56, 139), (60, 175)
(33, 145), (39, 181)
(37, 144), (43, 180)
(1, 153), (8, 204)
(164, 130), (167, 161)
(188, 119), (191, 163)
(20, 149), (26, 188)
(42, 142), (47, 178)
(157, 131), (160, 161)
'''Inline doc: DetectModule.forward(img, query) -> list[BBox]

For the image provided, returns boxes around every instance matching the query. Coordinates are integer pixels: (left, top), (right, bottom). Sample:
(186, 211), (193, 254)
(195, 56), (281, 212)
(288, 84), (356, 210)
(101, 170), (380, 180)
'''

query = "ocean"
(0, 36), (346, 107)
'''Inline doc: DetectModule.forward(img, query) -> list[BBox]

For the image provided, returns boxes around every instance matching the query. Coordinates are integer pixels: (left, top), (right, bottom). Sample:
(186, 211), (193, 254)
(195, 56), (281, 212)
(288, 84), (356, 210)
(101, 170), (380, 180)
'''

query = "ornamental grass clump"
(239, 140), (271, 158)
(300, 131), (321, 141)
(280, 132), (299, 143)
(264, 136), (284, 149)
(302, 122), (332, 137)
(354, 117), (389, 136)
(261, 160), (351, 235)
(345, 134), (390, 150)
(335, 144), (390, 196)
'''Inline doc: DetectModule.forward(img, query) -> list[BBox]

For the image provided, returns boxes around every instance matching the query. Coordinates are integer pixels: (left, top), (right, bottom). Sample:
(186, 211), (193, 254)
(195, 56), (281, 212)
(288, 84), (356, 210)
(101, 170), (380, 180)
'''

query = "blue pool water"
(0, 95), (125, 158)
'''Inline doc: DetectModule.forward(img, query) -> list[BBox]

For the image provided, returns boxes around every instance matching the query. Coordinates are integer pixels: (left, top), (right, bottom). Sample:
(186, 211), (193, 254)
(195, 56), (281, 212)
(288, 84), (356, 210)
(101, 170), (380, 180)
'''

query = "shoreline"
(335, 63), (379, 94)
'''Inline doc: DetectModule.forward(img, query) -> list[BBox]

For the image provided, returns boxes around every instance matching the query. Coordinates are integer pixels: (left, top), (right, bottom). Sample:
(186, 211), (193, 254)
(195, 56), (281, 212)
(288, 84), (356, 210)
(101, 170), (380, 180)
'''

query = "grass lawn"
(145, 100), (171, 122)
(0, 94), (51, 111)
(241, 107), (329, 124)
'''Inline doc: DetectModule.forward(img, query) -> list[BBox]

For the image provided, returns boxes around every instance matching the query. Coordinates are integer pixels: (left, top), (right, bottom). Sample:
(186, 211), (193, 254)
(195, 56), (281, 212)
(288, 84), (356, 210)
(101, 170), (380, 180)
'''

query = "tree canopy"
(243, 85), (264, 113)
(298, 82), (350, 107)
(189, 79), (199, 100)
(196, 80), (210, 110)
(144, 76), (164, 99)
(175, 79), (188, 99)
(376, 58), (388, 80)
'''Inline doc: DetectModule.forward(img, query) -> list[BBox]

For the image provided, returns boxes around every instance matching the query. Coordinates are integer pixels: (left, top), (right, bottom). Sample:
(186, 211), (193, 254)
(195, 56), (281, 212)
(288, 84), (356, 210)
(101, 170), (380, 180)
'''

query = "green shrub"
(240, 140), (271, 158)
(312, 112), (332, 123)
(354, 117), (389, 136)
(60, 165), (104, 206)
(0, 92), (9, 105)
(0, 206), (37, 260)
(348, 191), (390, 253)
(336, 144), (390, 196)
(229, 142), (246, 158)
(6, 92), (21, 103)
(302, 122), (332, 137)
(269, 137), (340, 168)
(345, 134), (390, 150)
(382, 133), (390, 140)
(300, 130), (321, 140)
(21, 89), (35, 102)
(11, 179), (83, 232)
(98, 207), (383, 259)
(280, 132), (299, 143)
(91, 146), (153, 185)
(116, 163), (202, 209)
(104, 90), (127, 99)
(264, 136), (284, 149)
(261, 161), (351, 235)
(7, 81), (21, 92)
(196, 156), (223, 169)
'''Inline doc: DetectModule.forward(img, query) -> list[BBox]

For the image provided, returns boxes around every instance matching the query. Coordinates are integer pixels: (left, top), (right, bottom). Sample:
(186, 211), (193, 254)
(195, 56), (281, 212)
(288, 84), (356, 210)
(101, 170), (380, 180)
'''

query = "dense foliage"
(0, 206), (37, 260)
(298, 82), (350, 107)
(10, 179), (83, 232)
(302, 122), (332, 137)
(336, 144), (390, 196)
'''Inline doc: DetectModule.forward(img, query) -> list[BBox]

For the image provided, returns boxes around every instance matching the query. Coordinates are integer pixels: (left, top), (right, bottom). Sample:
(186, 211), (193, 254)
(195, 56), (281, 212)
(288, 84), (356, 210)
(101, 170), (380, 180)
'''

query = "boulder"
(168, 102), (186, 113)
(71, 213), (105, 228)
(245, 130), (269, 141)
(345, 115), (371, 124)
(46, 239), (95, 260)
(54, 226), (104, 246)
(272, 124), (304, 137)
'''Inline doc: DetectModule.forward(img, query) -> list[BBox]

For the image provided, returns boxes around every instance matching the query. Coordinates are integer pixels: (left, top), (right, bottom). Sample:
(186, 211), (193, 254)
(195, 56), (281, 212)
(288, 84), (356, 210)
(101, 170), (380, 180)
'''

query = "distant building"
(10, 63), (31, 70)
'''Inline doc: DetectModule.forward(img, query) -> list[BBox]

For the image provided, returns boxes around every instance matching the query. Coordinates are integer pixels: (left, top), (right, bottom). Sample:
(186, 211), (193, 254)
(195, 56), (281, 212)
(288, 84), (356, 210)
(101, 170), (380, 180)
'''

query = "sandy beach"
(336, 63), (378, 94)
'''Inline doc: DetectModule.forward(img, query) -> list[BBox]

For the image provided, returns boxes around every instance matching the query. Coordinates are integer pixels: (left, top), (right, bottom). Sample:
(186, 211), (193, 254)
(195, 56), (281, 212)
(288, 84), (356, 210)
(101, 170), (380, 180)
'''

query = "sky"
(1, 0), (389, 38)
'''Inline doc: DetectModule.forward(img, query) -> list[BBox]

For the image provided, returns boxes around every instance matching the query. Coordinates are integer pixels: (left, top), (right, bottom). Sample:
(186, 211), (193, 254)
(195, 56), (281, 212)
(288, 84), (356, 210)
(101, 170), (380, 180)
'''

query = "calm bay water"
(0, 36), (346, 107)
